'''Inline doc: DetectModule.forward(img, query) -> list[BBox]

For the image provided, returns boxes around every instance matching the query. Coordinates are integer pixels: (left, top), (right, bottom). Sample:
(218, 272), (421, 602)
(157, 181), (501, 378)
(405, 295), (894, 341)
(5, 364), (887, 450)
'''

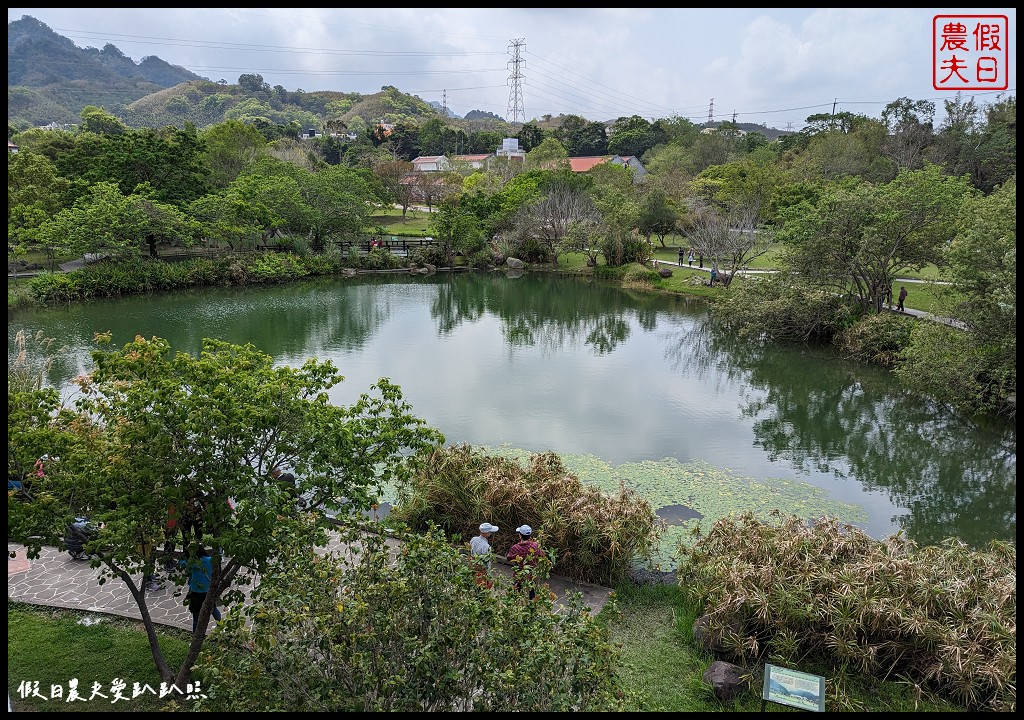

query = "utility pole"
(507, 39), (525, 125)
(732, 110), (737, 124)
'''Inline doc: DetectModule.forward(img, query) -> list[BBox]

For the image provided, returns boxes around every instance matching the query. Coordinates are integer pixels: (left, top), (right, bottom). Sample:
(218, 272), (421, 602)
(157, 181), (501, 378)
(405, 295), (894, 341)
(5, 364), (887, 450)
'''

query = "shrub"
(621, 263), (659, 289)
(711, 274), (852, 343)
(676, 511), (1016, 712)
(836, 312), (915, 366)
(194, 526), (625, 712)
(394, 444), (663, 586)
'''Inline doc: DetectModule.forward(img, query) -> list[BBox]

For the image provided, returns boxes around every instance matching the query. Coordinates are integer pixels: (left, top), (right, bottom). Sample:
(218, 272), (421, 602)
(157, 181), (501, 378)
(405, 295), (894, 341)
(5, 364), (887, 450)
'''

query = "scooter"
(64, 517), (98, 560)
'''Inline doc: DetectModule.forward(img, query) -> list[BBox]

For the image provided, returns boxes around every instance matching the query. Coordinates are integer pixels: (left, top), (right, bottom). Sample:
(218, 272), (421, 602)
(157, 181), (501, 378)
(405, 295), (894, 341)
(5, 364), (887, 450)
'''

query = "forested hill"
(8, 15), (206, 126)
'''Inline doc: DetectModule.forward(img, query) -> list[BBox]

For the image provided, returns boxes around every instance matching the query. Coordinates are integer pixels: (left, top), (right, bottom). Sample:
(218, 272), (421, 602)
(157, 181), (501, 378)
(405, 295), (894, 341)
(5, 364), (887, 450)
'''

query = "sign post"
(761, 664), (825, 712)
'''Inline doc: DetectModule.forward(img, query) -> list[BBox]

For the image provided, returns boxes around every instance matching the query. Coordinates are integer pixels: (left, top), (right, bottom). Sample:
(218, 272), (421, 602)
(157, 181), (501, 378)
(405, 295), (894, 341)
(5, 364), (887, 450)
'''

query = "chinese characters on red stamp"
(933, 15), (1009, 91)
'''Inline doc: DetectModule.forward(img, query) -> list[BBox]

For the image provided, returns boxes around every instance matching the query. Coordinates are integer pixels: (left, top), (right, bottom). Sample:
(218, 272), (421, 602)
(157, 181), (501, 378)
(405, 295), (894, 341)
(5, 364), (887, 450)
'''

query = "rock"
(506, 257), (525, 270)
(702, 660), (750, 703)
(693, 613), (744, 656)
(658, 267), (673, 278)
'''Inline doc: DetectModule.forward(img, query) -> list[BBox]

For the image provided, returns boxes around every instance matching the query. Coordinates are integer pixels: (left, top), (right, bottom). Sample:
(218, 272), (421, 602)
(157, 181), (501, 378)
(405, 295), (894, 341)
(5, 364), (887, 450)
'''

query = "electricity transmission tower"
(707, 98), (714, 125)
(507, 38), (525, 124)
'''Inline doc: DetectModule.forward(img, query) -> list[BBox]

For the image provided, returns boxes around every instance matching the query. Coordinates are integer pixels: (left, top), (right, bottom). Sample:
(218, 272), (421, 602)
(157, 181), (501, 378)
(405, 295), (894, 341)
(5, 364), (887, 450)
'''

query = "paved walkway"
(7, 535), (613, 632)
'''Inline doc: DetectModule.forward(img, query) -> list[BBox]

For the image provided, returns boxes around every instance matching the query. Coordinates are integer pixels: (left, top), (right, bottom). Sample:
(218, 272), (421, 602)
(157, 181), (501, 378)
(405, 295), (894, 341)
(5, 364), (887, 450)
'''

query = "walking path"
(8, 534), (614, 632)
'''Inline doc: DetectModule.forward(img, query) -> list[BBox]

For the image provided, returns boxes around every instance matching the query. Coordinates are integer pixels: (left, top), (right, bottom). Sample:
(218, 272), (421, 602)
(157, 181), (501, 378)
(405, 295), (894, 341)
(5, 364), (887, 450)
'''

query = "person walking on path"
(897, 286), (908, 312)
(506, 525), (546, 600)
(181, 546), (222, 633)
(709, 263), (719, 286)
(470, 522), (499, 588)
(687, 250), (694, 268)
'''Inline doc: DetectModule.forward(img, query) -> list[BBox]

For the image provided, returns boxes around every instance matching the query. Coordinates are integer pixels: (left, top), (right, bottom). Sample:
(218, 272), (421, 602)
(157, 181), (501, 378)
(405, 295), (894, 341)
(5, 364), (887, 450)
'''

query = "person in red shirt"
(505, 524), (546, 600)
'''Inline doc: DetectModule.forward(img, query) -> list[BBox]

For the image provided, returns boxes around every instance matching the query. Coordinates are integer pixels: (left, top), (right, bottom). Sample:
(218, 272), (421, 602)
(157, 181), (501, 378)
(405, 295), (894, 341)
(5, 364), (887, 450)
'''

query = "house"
(299, 127), (322, 140)
(451, 153), (493, 170)
(8, 140), (18, 154)
(411, 155), (452, 172)
(566, 155), (647, 179)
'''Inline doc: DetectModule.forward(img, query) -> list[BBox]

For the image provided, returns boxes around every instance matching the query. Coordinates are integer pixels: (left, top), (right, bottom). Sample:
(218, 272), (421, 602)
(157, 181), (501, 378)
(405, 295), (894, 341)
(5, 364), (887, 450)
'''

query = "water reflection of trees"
(428, 274), (658, 355)
(667, 315), (1016, 548)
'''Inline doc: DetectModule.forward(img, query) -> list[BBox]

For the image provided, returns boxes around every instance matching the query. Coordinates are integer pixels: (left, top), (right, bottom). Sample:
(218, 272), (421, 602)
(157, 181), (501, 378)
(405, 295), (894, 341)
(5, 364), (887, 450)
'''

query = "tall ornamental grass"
(676, 511), (1015, 712)
(394, 444), (663, 586)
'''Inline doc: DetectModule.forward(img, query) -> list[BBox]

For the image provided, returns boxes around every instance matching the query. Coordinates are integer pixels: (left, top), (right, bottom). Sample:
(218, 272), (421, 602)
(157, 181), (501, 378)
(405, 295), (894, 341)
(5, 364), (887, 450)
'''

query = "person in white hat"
(470, 522), (499, 587)
(506, 524), (545, 599)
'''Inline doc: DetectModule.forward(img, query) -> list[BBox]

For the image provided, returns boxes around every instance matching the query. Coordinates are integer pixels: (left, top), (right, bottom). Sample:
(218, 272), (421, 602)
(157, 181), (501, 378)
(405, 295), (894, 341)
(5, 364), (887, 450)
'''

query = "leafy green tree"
(525, 137), (569, 171)
(200, 120), (268, 189)
(34, 182), (199, 261)
(7, 335), (444, 688)
(635, 188), (678, 247)
(79, 105), (128, 135)
(194, 527), (625, 711)
(779, 165), (975, 312)
(896, 177), (1016, 416)
(516, 123), (545, 151)
(429, 198), (486, 265)
(607, 115), (657, 157)
(554, 115), (608, 156)
(7, 150), (72, 255)
(974, 96), (1016, 193)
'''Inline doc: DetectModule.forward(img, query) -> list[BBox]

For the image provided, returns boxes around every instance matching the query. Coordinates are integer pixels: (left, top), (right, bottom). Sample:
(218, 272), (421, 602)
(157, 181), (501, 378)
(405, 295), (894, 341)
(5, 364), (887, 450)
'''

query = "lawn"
(7, 602), (193, 712)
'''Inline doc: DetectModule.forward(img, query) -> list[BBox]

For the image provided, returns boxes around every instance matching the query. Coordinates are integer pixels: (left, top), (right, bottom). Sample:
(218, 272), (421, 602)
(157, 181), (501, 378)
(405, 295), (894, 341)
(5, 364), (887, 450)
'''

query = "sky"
(8, 7), (1017, 130)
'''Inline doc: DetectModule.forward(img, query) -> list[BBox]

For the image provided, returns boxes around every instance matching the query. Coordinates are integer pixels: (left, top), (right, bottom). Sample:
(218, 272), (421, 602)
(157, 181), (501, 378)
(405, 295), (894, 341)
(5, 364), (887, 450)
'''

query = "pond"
(8, 272), (1016, 563)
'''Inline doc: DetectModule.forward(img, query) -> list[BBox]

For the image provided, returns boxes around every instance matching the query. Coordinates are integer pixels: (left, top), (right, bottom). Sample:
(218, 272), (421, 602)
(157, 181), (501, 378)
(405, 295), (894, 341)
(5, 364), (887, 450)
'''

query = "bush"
(676, 511), (1016, 712)
(836, 312), (915, 366)
(711, 274), (853, 343)
(621, 263), (659, 289)
(394, 444), (663, 586)
(195, 526), (625, 712)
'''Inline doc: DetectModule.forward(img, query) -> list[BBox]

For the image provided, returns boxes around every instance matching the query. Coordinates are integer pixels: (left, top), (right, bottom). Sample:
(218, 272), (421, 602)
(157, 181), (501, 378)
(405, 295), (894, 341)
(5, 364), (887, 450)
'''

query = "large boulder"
(702, 660), (750, 703)
(506, 257), (525, 270)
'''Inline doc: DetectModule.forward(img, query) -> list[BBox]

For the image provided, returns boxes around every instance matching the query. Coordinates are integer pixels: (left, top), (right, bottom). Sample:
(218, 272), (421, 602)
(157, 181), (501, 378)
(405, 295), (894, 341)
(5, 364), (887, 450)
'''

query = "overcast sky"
(9, 8), (1017, 130)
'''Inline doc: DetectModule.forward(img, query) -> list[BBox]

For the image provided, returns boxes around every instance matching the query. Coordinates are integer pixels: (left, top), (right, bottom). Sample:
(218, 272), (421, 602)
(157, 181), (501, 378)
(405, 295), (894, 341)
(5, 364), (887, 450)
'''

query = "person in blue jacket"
(181, 546), (222, 632)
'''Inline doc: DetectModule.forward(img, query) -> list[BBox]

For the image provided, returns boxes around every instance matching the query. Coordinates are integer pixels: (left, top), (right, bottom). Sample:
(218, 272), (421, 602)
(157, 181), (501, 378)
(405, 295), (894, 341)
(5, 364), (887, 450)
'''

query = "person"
(271, 466), (306, 512)
(470, 522), (498, 588)
(182, 546), (222, 633)
(897, 286), (907, 312)
(505, 524), (545, 600)
(709, 263), (718, 286)
(687, 250), (694, 268)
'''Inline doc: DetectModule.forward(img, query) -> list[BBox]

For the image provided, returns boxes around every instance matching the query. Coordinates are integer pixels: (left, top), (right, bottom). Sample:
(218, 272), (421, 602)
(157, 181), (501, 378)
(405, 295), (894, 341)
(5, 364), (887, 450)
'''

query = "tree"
(200, 120), (268, 189)
(779, 165), (975, 312)
(526, 137), (569, 171)
(35, 182), (199, 261)
(193, 527), (625, 711)
(636, 189), (678, 247)
(79, 105), (128, 135)
(7, 150), (72, 256)
(607, 115), (657, 157)
(881, 97), (935, 172)
(429, 198), (486, 265)
(372, 154), (416, 219)
(895, 177), (1016, 417)
(514, 178), (599, 265)
(7, 336), (444, 689)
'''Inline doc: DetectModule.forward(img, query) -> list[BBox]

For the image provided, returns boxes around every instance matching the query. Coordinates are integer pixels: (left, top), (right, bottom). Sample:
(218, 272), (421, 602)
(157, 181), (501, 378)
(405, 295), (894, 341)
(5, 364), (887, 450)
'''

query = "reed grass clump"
(676, 511), (1015, 712)
(394, 444), (663, 586)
